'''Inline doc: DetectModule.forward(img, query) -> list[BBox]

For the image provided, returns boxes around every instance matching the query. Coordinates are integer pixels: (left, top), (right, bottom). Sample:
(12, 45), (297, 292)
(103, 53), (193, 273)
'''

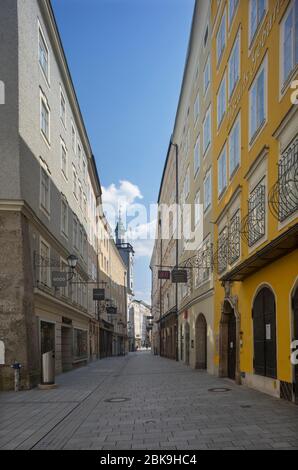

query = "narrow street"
(1, 352), (298, 451)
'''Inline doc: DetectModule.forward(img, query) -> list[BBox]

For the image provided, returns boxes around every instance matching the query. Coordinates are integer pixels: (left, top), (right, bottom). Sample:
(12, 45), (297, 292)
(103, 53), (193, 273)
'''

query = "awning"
(221, 223), (298, 282)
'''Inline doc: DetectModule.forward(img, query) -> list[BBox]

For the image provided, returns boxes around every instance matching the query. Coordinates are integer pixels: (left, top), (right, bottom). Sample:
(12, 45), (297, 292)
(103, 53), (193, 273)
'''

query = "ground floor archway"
(195, 314), (207, 370)
(219, 297), (240, 383)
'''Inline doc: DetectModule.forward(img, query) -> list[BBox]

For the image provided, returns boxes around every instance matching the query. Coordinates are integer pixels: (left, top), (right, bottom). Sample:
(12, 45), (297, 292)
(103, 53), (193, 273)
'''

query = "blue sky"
(52, 0), (195, 304)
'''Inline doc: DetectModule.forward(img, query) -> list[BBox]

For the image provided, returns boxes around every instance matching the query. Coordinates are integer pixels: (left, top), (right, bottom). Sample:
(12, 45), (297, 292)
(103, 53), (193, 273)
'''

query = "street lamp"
(67, 254), (78, 270)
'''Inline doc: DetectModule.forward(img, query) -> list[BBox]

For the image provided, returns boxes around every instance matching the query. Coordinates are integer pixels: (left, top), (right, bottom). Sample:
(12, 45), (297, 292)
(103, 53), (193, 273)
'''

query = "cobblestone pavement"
(1, 352), (298, 450)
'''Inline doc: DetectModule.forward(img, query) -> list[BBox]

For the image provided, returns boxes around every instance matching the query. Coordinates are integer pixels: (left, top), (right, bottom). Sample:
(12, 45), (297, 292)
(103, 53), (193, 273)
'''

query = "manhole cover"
(208, 387), (231, 393)
(240, 405), (252, 409)
(105, 397), (130, 403)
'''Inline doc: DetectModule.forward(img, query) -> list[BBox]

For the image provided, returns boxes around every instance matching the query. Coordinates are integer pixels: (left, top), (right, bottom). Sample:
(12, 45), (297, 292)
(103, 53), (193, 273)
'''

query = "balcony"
(269, 137), (298, 223)
(241, 180), (266, 248)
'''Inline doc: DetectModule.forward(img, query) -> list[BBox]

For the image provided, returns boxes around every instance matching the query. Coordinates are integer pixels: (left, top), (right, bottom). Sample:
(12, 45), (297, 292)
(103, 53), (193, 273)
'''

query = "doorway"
(228, 314), (236, 380)
(293, 287), (298, 404)
(185, 323), (190, 366)
(196, 314), (207, 370)
(253, 287), (277, 379)
(61, 326), (73, 372)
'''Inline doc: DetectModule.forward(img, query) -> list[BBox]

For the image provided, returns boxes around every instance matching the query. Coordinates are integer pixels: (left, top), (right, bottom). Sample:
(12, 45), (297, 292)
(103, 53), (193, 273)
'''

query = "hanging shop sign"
(171, 269), (188, 284)
(51, 271), (67, 288)
(158, 270), (171, 280)
(107, 306), (117, 315)
(93, 289), (105, 301)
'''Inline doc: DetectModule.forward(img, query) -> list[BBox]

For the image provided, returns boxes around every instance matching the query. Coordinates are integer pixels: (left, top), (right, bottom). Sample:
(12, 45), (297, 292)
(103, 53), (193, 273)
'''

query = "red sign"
(158, 270), (171, 280)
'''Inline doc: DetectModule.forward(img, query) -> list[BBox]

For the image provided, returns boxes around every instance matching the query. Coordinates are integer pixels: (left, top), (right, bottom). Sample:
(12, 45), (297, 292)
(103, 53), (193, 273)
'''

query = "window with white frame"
(40, 239), (50, 286)
(194, 191), (201, 227)
(218, 145), (227, 197)
(194, 135), (200, 176)
(204, 56), (211, 94)
(77, 142), (82, 167)
(38, 27), (49, 81)
(61, 198), (68, 236)
(194, 91), (200, 123)
(198, 235), (211, 284)
(40, 167), (50, 214)
(229, 114), (240, 177)
(217, 9), (226, 65)
(82, 158), (87, 182)
(250, 0), (266, 44)
(204, 169), (212, 212)
(73, 168), (77, 198)
(183, 167), (190, 201)
(73, 216), (78, 249)
(78, 182), (82, 209)
(40, 94), (50, 143)
(60, 89), (66, 126)
(281, 0), (298, 87)
(203, 107), (211, 155)
(250, 57), (266, 142)
(228, 31), (240, 98)
(61, 141), (67, 178)
(229, 0), (239, 27)
(217, 73), (226, 128)
(71, 124), (76, 152)
(61, 260), (69, 298)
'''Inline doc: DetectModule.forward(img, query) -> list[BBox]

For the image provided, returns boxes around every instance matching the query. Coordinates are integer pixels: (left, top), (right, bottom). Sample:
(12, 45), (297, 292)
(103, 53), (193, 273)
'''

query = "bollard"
(11, 362), (22, 392)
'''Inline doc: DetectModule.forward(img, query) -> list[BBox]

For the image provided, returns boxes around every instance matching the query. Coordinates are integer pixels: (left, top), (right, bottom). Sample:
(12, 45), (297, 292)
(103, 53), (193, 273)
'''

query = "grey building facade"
(0, 0), (102, 390)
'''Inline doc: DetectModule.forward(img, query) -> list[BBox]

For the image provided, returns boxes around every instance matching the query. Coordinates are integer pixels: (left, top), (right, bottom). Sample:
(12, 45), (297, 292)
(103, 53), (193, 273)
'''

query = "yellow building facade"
(211, 0), (298, 400)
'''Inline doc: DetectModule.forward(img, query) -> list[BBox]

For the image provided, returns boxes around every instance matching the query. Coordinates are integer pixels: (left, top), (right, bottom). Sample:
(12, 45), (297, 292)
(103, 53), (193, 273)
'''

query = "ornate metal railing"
(217, 227), (228, 274)
(268, 137), (298, 222)
(228, 210), (241, 265)
(241, 181), (266, 247)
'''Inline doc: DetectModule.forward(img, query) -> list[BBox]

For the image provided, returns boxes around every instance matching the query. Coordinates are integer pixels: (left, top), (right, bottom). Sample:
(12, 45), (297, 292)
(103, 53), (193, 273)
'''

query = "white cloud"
(102, 180), (143, 210)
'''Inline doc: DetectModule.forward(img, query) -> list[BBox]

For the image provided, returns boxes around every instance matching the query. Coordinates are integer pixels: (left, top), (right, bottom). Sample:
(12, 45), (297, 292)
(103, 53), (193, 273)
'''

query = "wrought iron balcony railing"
(241, 181), (266, 247)
(268, 137), (298, 223)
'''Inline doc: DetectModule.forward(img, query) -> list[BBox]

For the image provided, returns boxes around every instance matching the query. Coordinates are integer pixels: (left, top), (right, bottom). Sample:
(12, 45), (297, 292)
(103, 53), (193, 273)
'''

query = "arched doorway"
(293, 286), (298, 404)
(253, 287), (277, 379)
(185, 323), (190, 366)
(219, 300), (238, 381)
(196, 314), (207, 370)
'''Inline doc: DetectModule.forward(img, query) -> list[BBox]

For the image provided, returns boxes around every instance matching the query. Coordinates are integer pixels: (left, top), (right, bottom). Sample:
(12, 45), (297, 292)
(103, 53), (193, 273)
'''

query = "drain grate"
(240, 405), (252, 409)
(105, 397), (130, 403)
(208, 387), (231, 393)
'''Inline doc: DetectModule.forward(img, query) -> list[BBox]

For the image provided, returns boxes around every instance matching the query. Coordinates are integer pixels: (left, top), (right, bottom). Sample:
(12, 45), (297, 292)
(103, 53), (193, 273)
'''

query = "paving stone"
(0, 352), (298, 450)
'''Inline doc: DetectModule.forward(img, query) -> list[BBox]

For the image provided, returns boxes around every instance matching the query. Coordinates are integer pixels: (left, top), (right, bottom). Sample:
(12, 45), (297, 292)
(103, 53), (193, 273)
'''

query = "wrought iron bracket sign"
(51, 271), (67, 288)
(93, 289), (105, 301)
(171, 269), (188, 283)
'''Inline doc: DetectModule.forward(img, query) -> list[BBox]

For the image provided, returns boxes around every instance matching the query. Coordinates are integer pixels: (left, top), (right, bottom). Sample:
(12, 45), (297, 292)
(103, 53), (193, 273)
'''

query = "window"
(73, 168), (77, 198)
(61, 142), (67, 178)
(229, 210), (241, 264)
(228, 32), (240, 98)
(194, 91), (200, 123)
(194, 135), (201, 176)
(60, 90), (66, 126)
(281, 0), (298, 86)
(217, 10), (226, 65)
(198, 235), (211, 284)
(203, 107), (211, 155)
(229, 114), (240, 177)
(82, 158), (87, 182)
(61, 198), (68, 236)
(73, 329), (88, 359)
(39, 27), (49, 80)
(61, 260), (69, 298)
(218, 146), (227, 197)
(83, 194), (87, 219)
(250, 0), (266, 44)
(204, 170), (212, 212)
(250, 58), (266, 142)
(40, 167), (50, 214)
(217, 74), (226, 128)
(218, 227), (228, 273)
(248, 178), (266, 247)
(73, 217), (78, 249)
(204, 56), (211, 94)
(40, 239), (50, 286)
(77, 143), (82, 168)
(71, 124), (76, 152)
(40, 95), (50, 143)
(229, 0), (239, 27)
(183, 167), (190, 201)
(78, 183), (82, 208)
(194, 191), (201, 227)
